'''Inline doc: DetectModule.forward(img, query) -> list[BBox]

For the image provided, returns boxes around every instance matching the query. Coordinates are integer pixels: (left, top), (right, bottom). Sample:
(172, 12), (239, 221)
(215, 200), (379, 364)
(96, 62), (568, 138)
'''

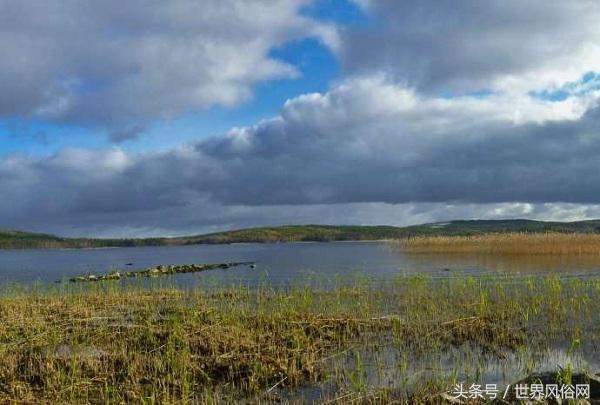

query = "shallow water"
(280, 339), (600, 403)
(2, 242), (600, 286)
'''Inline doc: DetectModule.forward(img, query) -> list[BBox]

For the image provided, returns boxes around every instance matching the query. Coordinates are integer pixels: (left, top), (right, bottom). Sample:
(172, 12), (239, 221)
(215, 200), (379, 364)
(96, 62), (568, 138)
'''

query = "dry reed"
(395, 232), (600, 255)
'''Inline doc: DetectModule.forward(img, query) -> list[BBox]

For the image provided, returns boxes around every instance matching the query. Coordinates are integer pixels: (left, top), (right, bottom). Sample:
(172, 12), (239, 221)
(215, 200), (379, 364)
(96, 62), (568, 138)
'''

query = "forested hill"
(0, 230), (66, 249)
(0, 229), (166, 249)
(4, 219), (600, 249)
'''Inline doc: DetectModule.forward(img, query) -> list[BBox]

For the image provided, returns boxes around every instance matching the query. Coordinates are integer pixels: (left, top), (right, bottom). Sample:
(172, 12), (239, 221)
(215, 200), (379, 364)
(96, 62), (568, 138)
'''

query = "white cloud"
(0, 0), (337, 135)
(341, 1), (600, 94)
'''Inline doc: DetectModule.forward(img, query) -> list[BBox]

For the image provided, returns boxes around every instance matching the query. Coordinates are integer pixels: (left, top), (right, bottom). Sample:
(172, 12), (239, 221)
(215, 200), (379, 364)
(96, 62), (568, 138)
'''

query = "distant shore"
(4, 219), (600, 250)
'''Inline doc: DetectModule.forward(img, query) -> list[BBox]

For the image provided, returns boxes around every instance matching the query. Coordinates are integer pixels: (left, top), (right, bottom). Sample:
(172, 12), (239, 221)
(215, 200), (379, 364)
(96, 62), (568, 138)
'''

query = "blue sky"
(3, 0), (600, 236)
(0, 0), (364, 157)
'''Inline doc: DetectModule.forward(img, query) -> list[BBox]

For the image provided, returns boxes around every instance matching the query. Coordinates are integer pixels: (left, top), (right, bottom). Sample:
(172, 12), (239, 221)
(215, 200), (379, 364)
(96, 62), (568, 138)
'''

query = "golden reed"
(395, 232), (600, 255)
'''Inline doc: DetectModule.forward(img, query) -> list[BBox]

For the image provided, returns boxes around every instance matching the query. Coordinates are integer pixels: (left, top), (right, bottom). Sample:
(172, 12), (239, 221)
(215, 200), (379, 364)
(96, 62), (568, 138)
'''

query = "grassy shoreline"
(1, 275), (598, 403)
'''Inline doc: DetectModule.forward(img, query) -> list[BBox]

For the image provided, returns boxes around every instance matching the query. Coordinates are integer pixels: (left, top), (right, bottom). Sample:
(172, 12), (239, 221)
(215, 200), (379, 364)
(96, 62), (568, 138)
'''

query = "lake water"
(2, 241), (600, 287)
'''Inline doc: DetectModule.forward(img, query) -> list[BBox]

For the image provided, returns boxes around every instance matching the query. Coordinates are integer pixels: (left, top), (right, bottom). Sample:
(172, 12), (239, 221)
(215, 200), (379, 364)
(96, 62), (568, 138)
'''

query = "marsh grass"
(395, 232), (600, 255)
(0, 275), (599, 403)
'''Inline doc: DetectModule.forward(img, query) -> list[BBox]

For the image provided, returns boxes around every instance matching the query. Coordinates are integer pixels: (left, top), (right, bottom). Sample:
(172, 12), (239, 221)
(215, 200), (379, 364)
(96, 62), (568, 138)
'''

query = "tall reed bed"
(395, 232), (600, 254)
(0, 276), (598, 402)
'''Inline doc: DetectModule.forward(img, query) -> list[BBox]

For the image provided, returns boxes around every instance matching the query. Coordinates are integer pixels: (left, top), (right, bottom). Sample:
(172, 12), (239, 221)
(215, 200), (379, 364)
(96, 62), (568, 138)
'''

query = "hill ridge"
(3, 219), (600, 249)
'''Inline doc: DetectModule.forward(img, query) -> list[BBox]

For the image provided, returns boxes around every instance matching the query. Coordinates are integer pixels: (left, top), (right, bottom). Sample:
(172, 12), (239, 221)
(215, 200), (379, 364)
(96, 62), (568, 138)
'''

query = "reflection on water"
(399, 251), (600, 275)
(2, 242), (600, 286)
(282, 339), (600, 403)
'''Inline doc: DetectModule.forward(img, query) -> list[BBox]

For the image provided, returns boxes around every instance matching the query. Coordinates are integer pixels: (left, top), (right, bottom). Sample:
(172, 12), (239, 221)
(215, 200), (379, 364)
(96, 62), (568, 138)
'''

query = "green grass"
(0, 275), (598, 403)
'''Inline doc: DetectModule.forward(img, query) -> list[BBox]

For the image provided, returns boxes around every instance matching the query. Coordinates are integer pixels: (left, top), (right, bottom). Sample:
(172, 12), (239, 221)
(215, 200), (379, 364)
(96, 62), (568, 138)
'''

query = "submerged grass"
(0, 275), (599, 403)
(396, 232), (600, 255)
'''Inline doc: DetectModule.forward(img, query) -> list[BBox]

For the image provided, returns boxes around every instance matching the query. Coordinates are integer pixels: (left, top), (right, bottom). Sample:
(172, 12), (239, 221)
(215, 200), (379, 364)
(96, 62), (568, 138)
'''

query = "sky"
(2, 0), (600, 237)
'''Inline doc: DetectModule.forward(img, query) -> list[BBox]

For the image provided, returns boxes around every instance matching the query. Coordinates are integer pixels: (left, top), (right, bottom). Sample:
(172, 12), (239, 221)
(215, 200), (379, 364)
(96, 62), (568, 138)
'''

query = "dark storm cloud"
(343, 1), (600, 93)
(0, 0), (336, 137)
(2, 76), (600, 235)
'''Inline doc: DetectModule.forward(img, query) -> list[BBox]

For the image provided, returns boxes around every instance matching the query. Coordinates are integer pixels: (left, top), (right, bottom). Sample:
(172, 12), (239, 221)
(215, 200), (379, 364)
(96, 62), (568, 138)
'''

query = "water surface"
(2, 242), (600, 287)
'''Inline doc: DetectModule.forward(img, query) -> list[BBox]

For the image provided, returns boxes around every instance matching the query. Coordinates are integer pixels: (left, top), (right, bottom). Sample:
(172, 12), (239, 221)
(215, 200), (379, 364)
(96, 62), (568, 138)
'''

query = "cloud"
(0, 0), (337, 136)
(2, 76), (600, 235)
(109, 125), (146, 143)
(194, 76), (600, 206)
(342, 1), (600, 94)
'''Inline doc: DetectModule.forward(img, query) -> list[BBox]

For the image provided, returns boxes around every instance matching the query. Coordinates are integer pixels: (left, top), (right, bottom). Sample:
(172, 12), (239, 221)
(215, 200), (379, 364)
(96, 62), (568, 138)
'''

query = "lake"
(2, 241), (600, 287)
